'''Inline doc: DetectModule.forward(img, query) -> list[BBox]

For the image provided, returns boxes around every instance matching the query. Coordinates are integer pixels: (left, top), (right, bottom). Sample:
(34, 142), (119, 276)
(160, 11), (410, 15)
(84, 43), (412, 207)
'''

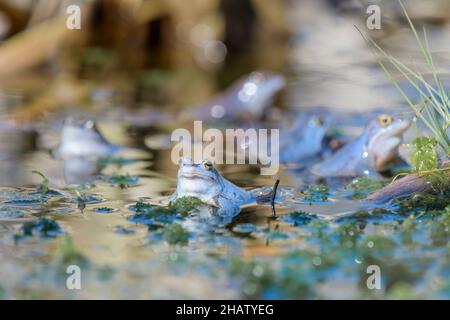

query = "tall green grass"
(358, 1), (450, 155)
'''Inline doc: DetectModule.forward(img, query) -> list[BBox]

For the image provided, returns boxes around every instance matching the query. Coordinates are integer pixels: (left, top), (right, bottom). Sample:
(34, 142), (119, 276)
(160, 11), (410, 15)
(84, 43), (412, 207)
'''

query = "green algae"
(163, 223), (189, 245)
(19, 218), (62, 240)
(411, 137), (439, 173)
(301, 184), (329, 203)
(169, 196), (205, 216)
(347, 176), (383, 199)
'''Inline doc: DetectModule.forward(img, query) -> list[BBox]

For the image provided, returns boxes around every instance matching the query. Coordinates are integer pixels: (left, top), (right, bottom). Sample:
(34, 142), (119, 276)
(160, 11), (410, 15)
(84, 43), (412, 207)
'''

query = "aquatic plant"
(19, 217), (62, 239)
(284, 211), (319, 226)
(301, 184), (329, 204)
(169, 196), (205, 216)
(129, 201), (153, 212)
(163, 223), (189, 245)
(32, 170), (50, 194)
(93, 207), (114, 214)
(410, 137), (439, 172)
(346, 176), (383, 200)
(128, 205), (178, 228)
(360, 1), (449, 155)
(429, 206), (450, 246)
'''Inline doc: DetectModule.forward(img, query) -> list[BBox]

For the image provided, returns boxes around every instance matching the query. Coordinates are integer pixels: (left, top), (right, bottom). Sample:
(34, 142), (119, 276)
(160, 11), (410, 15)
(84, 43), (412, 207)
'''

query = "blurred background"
(0, 0), (449, 117)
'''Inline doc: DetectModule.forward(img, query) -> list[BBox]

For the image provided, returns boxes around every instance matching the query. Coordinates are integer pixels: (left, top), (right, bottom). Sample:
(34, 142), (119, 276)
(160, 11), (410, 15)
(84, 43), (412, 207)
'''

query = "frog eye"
(83, 120), (95, 129)
(202, 159), (213, 170)
(377, 114), (393, 127)
(316, 116), (325, 126)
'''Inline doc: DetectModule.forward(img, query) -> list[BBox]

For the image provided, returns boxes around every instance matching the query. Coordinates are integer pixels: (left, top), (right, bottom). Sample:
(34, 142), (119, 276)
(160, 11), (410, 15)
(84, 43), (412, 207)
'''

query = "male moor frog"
(187, 71), (285, 121)
(169, 157), (253, 208)
(53, 119), (119, 160)
(279, 114), (331, 163)
(311, 114), (410, 178)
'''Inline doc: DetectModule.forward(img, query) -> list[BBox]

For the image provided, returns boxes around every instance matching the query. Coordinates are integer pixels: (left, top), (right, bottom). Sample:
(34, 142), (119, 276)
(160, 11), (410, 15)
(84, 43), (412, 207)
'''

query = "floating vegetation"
(284, 211), (319, 226)
(169, 197), (205, 217)
(128, 205), (179, 228)
(18, 218), (62, 240)
(128, 201), (153, 212)
(396, 189), (450, 212)
(347, 177), (383, 200)
(93, 207), (114, 214)
(300, 184), (329, 204)
(2, 197), (46, 207)
(162, 223), (189, 245)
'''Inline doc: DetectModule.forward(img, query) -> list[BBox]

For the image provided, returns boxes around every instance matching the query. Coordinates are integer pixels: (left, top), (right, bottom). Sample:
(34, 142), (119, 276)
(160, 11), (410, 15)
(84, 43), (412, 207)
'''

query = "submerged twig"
(270, 179), (280, 218)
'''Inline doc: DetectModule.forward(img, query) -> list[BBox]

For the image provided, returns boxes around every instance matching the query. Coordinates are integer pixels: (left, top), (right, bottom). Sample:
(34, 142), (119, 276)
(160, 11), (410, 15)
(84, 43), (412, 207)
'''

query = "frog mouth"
(179, 172), (217, 181)
(370, 120), (411, 146)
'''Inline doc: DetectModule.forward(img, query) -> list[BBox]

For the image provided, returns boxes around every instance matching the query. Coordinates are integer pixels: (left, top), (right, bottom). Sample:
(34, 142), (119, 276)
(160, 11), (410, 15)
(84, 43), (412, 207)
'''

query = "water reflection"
(63, 158), (101, 185)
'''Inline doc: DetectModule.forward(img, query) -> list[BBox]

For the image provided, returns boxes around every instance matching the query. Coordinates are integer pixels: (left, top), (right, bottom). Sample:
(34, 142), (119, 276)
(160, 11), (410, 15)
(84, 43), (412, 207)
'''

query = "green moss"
(301, 184), (329, 203)
(163, 223), (189, 245)
(429, 206), (450, 246)
(411, 137), (439, 173)
(20, 218), (62, 239)
(396, 189), (450, 212)
(169, 196), (205, 216)
(130, 201), (153, 212)
(409, 137), (450, 191)
(93, 207), (114, 214)
(285, 211), (319, 226)
(128, 205), (177, 227)
(347, 176), (383, 199)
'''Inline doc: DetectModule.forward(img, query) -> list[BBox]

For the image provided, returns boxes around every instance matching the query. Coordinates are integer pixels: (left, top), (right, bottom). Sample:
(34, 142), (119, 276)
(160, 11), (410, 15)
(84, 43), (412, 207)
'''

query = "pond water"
(0, 1), (449, 300)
